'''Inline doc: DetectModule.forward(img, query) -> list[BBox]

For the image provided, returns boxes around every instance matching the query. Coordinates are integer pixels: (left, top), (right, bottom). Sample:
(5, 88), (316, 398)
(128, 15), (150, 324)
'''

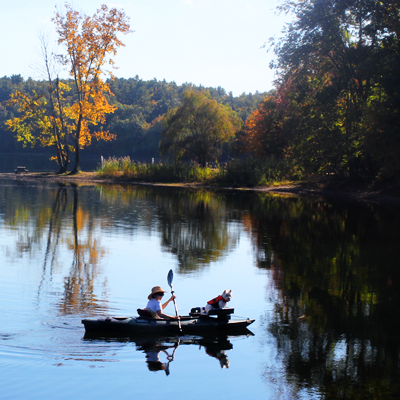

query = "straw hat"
(148, 286), (167, 300)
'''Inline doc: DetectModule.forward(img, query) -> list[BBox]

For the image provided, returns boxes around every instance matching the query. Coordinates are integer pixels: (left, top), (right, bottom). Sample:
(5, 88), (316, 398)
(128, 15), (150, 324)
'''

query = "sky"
(0, 0), (290, 96)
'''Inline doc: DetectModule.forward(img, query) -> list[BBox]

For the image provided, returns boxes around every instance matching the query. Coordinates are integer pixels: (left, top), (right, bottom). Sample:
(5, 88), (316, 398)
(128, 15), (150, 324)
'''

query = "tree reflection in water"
(3, 179), (400, 396)
(40, 184), (68, 289)
(97, 185), (240, 272)
(157, 190), (240, 272)
(4, 181), (109, 315)
(244, 194), (400, 398)
(59, 183), (108, 315)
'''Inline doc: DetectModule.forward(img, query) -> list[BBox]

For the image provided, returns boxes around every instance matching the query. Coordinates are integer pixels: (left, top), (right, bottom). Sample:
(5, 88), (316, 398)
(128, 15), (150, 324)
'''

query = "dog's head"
(222, 290), (232, 302)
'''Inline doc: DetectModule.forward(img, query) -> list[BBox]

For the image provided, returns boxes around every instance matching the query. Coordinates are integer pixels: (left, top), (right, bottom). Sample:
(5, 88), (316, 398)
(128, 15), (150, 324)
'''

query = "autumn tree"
(6, 4), (131, 174)
(269, 0), (400, 178)
(241, 94), (286, 158)
(160, 90), (242, 166)
(6, 86), (70, 173)
(6, 34), (73, 173)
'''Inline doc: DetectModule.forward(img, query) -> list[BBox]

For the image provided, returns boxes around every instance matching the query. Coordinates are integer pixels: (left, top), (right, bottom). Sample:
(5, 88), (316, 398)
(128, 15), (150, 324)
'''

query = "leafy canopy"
(160, 90), (242, 166)
(254, 0), (400, 179)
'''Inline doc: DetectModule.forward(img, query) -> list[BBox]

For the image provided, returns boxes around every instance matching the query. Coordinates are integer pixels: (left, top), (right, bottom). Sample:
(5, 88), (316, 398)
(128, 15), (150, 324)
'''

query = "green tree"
(160, 90), (242, 166)
(269, 0), (400, 178)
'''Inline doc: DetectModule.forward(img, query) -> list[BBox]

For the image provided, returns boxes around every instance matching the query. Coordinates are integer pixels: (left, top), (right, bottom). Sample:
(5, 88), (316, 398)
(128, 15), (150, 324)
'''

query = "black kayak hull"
(82, 315), (255, 335)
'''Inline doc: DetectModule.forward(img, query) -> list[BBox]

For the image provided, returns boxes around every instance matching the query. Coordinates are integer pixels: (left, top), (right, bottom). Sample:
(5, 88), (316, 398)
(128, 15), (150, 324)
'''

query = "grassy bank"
(96, 156), (292, 187)
(3, 164), (400, 205)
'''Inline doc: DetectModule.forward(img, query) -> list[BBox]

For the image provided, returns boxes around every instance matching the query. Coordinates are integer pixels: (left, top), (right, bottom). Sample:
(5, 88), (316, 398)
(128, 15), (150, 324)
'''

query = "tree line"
(1, 4), (266, 174)
(2, 0), (399, 183)
(241, 0), (400, 181)
(0, 75), (266, 163)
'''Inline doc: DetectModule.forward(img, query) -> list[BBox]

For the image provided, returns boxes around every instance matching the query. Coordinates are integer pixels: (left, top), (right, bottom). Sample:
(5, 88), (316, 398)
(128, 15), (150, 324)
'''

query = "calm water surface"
(0, 178), (399, 399)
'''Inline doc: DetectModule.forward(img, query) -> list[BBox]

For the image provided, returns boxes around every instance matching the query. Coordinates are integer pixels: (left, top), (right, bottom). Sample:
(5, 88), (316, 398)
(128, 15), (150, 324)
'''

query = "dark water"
(0, 178), (399, 399)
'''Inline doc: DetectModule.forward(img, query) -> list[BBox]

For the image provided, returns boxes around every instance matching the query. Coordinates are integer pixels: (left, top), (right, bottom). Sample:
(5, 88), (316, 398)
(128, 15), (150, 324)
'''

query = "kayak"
(82, 307), (255, 335)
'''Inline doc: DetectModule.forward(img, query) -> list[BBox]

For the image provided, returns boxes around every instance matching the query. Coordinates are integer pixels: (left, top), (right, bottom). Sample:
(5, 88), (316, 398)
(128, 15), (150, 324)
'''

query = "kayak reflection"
(142, 339), (178, 375)
(139, 335), (235, 373)
(84, 331), (253, 374)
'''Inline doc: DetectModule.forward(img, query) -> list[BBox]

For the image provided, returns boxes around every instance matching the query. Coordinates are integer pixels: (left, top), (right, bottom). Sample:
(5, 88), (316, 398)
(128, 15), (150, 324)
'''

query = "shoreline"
(1, 171), (400, 206)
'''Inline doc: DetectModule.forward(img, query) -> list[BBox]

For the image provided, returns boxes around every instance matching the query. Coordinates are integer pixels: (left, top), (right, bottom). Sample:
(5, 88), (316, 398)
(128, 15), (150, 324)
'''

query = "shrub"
(97, 157), (122, 176)
(96, 157), (221, 183)
(222, 156), (290, 187)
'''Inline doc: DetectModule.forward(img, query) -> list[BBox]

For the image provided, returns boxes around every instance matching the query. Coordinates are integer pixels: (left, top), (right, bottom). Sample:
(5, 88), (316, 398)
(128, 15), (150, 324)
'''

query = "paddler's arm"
(156, 309), (180, 320)
(161, 295), (176, 310)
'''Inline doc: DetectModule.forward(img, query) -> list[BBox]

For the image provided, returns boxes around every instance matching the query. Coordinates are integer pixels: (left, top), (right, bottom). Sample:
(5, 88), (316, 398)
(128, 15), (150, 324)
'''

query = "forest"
(258, 0), (400, 182)
(0, 75), (266, 160)
(2, 0), (400, 184)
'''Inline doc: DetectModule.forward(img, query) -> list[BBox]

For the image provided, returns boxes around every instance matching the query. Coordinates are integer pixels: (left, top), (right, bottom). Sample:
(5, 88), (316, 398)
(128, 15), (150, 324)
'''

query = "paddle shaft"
(170, 284), (182, 332)
(167, 269), (182, 333)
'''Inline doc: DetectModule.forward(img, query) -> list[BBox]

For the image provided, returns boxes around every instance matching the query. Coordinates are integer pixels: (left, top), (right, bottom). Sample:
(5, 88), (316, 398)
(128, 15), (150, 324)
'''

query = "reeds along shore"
(96, 156), (290, 187)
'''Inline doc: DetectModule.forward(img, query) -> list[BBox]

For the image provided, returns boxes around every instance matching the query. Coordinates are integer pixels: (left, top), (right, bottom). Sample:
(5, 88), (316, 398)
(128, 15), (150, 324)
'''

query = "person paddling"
(145, 286), (180, 320)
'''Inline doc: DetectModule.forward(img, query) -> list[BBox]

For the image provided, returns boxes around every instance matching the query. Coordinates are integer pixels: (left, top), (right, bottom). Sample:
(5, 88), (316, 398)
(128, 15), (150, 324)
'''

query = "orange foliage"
(241, 95), (285, 157)
(53, 4), (132, 170)
(6, 4), (132, 173)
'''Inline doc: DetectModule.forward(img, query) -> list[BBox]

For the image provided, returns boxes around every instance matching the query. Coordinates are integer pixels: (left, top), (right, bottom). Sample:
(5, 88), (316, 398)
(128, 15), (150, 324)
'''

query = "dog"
(204, 290), (232, 314)
(205, 348), (230, 369)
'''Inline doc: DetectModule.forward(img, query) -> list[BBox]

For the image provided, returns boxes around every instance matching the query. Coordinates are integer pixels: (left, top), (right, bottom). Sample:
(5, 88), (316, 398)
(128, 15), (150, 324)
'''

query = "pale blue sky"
(1, 0), (289, 95)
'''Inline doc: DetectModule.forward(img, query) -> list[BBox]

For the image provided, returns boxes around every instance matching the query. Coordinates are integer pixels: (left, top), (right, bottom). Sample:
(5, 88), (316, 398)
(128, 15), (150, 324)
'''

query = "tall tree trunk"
(71, 139), (80, 174)
(70, 115), (82, 174)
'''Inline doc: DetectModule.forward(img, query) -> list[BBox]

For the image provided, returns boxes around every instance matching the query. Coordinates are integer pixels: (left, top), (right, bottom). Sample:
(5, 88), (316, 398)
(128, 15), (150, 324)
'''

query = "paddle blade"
(167, 269), (173, 287)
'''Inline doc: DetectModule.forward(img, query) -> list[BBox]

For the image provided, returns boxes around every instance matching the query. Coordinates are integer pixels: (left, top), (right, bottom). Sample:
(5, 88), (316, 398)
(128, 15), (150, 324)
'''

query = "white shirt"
(146, 298), (161, 313)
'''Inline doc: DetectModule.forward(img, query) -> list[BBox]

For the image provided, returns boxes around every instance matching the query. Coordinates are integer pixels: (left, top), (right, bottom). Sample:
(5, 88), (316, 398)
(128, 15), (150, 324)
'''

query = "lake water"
(1, 177), (399, 399)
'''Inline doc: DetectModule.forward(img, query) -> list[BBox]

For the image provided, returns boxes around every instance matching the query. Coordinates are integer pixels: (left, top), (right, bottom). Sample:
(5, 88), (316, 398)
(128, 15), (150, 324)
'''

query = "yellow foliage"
(5, 3), (131, 172)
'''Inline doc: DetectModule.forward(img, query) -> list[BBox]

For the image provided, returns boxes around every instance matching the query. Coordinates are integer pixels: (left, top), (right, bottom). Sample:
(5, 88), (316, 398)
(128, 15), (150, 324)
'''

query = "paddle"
(167, 269), (183, 334)
(165, 339), (180, 376)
